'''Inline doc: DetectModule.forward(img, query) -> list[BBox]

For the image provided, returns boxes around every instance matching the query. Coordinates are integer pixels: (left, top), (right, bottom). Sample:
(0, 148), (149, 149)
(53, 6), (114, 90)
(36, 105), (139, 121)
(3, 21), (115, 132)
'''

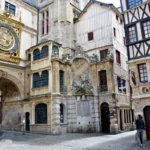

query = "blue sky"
(98, 0), (121, 7)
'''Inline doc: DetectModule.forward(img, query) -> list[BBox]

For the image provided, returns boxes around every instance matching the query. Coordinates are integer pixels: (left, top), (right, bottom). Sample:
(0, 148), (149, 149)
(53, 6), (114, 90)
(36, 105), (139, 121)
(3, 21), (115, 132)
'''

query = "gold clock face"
(0, 27), (15, 51)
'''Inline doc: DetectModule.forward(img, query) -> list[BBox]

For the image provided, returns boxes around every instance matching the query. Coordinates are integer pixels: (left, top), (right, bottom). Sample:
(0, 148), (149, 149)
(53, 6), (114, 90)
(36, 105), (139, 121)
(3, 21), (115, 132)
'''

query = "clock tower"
(0, 10), (23, 64)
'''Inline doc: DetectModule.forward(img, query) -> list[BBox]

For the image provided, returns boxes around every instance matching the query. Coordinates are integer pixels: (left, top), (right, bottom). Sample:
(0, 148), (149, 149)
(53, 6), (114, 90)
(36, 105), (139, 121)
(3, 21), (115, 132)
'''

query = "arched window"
(35, 103), (47, 124)
(41, 70), (49, 87)
(52, 46), (59, 56)
(33, 49), (40, 61)
(33, 73), (40, 88)
(41, 46), (48, 59)
(60, 103), (65, 123)
(99, 70), (107, 92)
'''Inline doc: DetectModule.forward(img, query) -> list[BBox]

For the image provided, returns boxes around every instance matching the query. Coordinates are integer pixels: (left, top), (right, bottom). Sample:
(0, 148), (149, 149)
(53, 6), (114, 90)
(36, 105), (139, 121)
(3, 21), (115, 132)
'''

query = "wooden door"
(144, 106), (150, 140)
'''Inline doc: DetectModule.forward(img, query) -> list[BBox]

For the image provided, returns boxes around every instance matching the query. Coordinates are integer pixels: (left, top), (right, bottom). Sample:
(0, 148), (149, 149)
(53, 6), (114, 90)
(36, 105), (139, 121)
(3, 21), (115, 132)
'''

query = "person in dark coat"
(135, 114), (145, 147)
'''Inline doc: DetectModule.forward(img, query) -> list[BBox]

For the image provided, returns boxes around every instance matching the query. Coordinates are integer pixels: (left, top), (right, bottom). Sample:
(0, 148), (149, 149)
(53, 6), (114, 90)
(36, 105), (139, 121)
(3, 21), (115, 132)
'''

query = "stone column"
(121, 109), (125, 130)
(93, 95), (100, 132)
(52, 96), (61, 135)
(31, 102), (35, 124)
(52, 61), (60, 94)
(47, 101), (51, 125)
(110, 103), (119, 134)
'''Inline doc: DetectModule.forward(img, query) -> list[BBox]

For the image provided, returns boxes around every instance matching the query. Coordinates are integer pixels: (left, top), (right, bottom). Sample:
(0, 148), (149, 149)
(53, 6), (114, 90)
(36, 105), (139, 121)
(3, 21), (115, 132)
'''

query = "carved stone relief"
(71, 58), (93, 95)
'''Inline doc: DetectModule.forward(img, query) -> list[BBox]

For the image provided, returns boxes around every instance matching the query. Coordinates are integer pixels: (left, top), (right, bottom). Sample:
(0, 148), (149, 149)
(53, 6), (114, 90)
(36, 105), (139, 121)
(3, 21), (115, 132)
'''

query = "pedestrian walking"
(135, 114), (145, 147)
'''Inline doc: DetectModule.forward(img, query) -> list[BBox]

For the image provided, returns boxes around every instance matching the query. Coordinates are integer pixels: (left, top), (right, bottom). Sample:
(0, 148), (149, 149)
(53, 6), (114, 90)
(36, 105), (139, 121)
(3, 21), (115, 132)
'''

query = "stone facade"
(0, 0), (133, 135)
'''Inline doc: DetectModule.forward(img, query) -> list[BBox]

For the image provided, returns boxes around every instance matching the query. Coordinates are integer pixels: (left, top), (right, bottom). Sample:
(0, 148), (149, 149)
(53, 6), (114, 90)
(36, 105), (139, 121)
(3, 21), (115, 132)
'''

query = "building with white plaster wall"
(121, 0), (150, 140)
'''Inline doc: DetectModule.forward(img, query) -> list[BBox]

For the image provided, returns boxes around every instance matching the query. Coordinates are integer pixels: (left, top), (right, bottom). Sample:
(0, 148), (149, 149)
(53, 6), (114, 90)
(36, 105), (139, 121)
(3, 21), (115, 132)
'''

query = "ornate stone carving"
(62, 54), (71, 62)
(142, 87), (150, 93)
(71, 70), (93, 95)
(106, 49), (113, 60)
(88, 53), (99, 63)
(0, 70), (8, 77)
(72, 46), (99, 63)
(0, 53), (20, 64)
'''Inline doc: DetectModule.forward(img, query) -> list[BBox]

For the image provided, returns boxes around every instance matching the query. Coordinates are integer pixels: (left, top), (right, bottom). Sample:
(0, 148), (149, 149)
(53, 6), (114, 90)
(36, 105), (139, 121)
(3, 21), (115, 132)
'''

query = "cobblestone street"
(0, 130), (150, 150)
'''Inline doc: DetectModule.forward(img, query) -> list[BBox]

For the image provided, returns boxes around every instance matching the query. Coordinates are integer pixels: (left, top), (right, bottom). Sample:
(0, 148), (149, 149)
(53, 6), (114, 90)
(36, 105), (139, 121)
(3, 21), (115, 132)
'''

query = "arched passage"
(0, 77), (22, 130)
(144, 106), (150, 140)
(101, 102), (110, 133)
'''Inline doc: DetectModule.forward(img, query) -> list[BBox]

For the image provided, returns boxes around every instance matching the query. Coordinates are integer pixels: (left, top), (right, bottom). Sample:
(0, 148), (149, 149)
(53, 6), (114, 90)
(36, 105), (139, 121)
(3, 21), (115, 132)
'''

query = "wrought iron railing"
(98, 85), (108, 92)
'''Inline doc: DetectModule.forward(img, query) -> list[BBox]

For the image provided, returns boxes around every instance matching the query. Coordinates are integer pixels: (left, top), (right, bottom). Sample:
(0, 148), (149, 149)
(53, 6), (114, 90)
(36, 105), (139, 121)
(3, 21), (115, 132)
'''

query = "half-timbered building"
(121, 0), (150, 140)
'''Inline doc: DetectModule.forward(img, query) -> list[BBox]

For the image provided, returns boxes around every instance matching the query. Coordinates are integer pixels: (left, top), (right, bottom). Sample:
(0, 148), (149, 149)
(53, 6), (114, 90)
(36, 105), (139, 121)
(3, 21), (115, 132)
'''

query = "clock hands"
(0, 36), (10, 45)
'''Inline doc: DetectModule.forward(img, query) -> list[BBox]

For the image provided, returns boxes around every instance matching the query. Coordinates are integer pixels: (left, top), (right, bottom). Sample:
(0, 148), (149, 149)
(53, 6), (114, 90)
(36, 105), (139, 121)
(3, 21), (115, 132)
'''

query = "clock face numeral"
(0, 27), (15, 51)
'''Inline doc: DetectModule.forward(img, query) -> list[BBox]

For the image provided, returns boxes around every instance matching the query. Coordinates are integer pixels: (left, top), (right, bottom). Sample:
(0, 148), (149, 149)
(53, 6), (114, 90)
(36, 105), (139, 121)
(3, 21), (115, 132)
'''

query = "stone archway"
(101, 102), (110, 133)
(0, 77), (22, 130)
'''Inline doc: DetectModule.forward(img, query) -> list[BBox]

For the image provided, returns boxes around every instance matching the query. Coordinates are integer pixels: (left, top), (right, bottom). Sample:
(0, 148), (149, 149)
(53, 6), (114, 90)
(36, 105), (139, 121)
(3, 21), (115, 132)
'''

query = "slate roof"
(23, 0), (38, 9)
(77, 0), (122, 20)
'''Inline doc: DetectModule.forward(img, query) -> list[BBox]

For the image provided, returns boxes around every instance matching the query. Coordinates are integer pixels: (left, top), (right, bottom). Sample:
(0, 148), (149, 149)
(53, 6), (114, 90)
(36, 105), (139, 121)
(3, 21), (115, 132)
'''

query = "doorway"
(25, 112), (30, 131)
(101, 102), (110, 133)
(144, 106), (150, 140)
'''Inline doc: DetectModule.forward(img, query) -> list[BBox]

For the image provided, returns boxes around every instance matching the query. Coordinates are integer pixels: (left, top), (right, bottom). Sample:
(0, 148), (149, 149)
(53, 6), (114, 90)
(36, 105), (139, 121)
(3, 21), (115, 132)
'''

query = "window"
(35, 104), (47, 124)
(117, 77), (126, 93)
(5, 1), (16, 16)
(33, 70), (49, 88)
(127, 25), (137, 43)
(41, 46), (48, 58)
(41, 10), (49, 35)
(142, 20), (150, 39)
(59, 70), (64, 93)
(113, 28), (116, 37)
(127, 0), (142, 9)
(118, 77), (127, 93)
(33, 46), (49, 61)
(41, 70), (48, 87)
(117, 76), (122, 92)
(138, 63), (148, 82)
(88, 32), (94, 41)
(52, 45), (59, 56)
(100, 49), (108, 61)
(60, 104), (65, 123)
(116, 50), (121, 64)
(116, 15), (118, 20)
(99, 70), (108, 92)
(46, 11), (49, 34)
(122, 79), (126, 93)
(42, 12), (44, 35)
(33, 73), (40, 88)
(33, 49), (40, 61)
